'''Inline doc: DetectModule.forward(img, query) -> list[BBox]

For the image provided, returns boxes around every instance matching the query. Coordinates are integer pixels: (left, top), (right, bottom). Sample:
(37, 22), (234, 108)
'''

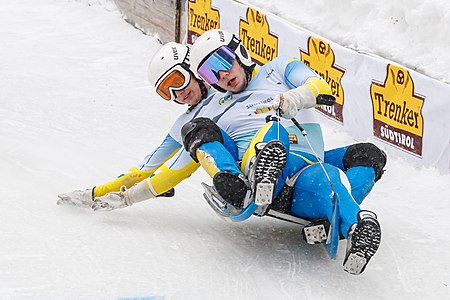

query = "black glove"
(316, 94), (336, 106)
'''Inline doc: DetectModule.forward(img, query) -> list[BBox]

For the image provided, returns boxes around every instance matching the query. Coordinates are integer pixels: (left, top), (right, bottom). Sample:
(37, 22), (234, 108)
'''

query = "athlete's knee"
(343, 143), (387, 182)
(181, 117), (224, 162)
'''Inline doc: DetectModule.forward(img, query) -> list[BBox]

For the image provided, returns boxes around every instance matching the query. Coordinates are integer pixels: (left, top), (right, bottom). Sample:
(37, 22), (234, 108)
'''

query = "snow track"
(1, 1), (449, 299)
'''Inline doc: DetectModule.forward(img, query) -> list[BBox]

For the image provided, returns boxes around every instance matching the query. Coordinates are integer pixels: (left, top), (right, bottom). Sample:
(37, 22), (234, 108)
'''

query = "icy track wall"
(114, 0), (450, 173)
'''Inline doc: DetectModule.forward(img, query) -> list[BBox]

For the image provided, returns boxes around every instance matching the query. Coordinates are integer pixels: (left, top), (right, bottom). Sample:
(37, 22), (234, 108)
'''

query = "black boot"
(213, 171), (249, 208)
(343, 210), (382, 275)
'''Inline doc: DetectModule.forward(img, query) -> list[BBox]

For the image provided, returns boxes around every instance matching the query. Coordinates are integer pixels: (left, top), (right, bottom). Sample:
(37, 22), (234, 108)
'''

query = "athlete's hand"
(272, 93), (297, 119)
(57, 189), (93, 208)
(91, 187), (131, 211)
(272, 86), (316, 119)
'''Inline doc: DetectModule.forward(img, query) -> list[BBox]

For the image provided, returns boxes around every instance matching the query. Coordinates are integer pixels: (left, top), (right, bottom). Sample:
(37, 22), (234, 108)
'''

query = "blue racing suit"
(192, 56), (377, 237)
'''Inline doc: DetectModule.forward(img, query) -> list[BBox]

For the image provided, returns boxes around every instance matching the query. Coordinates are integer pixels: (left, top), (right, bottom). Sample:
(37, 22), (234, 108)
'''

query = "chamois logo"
(300, 37), (345, 123)
(371, 64), (425, 156)
(187, 0), (220, 44)
(239, 7), (278, 65)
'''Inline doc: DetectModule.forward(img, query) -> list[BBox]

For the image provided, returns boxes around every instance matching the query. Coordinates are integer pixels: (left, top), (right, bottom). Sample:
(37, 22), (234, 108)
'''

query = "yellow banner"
(239, 7), (278, 65)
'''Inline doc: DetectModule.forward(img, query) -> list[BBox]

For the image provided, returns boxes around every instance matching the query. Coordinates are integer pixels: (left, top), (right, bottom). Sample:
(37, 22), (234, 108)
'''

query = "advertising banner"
(186, 0), (450, 173)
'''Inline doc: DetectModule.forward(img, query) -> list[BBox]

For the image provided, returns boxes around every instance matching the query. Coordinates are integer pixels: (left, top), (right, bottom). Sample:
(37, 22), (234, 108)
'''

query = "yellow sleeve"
(146, 149), (200, 195)
(94, 167), (155, 198)
(303, 77), (332, 98)
(94, 146), (181, 198)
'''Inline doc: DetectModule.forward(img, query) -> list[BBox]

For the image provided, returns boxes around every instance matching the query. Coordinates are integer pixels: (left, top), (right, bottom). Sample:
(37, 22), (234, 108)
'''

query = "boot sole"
(252, 141), (287, 205)
(343, 217), (381, 275)
(302, 218), (330, 244)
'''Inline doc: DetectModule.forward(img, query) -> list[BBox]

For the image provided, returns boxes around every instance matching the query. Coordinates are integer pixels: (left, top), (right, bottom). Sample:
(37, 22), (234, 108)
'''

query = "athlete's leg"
(289, 164), (360, 238)
(324, 143), (386, 204)
(181, 117), (248, 207)
(181, 117), (240, 176)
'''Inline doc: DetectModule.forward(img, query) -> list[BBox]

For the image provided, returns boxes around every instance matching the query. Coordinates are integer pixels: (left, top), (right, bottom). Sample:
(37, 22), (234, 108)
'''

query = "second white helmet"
(148, 42), (192, 101)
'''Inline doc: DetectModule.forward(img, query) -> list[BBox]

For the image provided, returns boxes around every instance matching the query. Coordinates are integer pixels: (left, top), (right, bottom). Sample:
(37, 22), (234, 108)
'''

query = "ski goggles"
(197, 45), (236, 85)
(155, 65), (191, 101)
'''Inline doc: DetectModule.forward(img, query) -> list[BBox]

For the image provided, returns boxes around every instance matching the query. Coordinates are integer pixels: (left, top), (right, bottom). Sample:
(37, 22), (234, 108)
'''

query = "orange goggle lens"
(156, 69), (190, 101)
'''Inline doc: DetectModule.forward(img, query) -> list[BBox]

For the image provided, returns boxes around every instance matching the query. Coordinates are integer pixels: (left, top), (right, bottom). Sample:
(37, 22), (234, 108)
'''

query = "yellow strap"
(289, 151), (318, 165)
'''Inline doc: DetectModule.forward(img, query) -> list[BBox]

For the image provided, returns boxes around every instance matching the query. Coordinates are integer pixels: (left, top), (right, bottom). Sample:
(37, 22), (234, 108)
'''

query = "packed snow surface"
(0, 1), (449, 299)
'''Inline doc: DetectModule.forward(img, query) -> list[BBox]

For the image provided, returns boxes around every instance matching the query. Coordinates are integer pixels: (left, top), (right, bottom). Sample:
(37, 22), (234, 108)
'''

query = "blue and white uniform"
(95, 56), (377, 238)
(192, 56), (376, 237)
(93, 89), (224, 197)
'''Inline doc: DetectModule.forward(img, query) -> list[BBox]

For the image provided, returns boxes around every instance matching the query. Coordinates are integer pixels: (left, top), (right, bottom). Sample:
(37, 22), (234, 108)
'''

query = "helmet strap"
(243, 64), (255, 82)
(235, 56), (255, 89)
(212, 83), (227, 93)
(186, 77), (209, 110)
(227, 36), (240, 51)
(198, 79), (208, 100)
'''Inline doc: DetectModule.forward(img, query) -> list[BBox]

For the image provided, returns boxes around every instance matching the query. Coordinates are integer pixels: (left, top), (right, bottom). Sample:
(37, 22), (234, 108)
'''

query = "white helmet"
(148, 42), (192, 101)
(190, 29), (254, 89)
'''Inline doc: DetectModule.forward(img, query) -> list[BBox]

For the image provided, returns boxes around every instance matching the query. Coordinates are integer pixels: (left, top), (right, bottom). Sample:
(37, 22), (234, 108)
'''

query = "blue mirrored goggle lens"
(198, 46), (236, 85)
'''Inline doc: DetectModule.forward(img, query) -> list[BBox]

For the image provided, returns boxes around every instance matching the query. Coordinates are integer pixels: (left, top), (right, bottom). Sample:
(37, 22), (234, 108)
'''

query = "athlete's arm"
(273, 58), (333, 118)
(93, 134), (181, 197)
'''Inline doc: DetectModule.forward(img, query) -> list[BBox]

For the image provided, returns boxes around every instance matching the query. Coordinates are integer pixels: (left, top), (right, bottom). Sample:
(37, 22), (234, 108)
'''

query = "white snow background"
(0, 0), (449, 299)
